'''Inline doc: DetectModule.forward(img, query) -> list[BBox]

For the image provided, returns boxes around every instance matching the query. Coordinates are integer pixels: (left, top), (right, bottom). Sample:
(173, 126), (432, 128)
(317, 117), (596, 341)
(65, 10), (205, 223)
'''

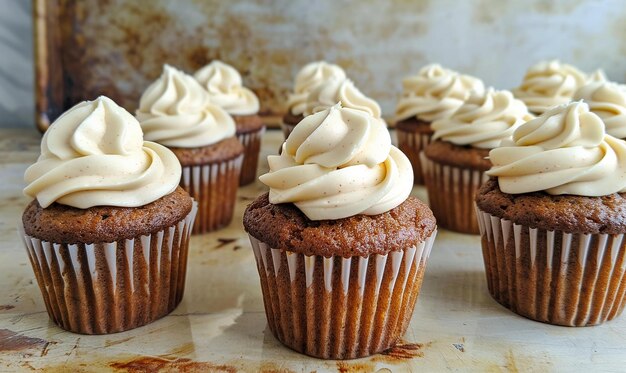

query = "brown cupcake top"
(234, 114), (265, 134)
(282, 112), (303, 126)
(243, 193), (436, 257)
(476, 178), (626, 234)
(395, 117), (434, 133)
(424, 140), (491, 171)
(23, 187), (193, 244)
(169, 136), (244, 166)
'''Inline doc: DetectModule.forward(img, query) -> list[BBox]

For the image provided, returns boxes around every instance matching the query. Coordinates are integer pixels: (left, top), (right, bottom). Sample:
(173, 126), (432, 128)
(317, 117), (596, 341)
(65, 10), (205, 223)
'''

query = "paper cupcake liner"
(181, 155), (243, 234)
(420, 153), (487, 234)
(248, 230), (437, 360)
(19, 202), (198, 335)
(396, 129), (432, 185)
(281, 122), (296, 140)
(236, 127), (266, 186)
(476, 207), (626, 326)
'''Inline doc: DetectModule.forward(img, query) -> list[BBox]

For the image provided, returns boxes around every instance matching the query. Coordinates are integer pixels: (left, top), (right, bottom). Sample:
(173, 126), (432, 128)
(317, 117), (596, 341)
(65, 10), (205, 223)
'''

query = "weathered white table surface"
(0, 128), (624, 372)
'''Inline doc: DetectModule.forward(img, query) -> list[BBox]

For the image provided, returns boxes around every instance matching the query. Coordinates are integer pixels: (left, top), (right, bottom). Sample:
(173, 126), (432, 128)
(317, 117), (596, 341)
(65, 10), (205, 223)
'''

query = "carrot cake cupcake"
(136, 65), (243, 234)
(21, 96), (196, 334)
(476, 101), (626, 326)
(195, 60), (265, 185)
(395, 64), (485, 184)
(283, 61), (346, 138)
(244, 103), (437, 359)
(421, 88), (533, 234)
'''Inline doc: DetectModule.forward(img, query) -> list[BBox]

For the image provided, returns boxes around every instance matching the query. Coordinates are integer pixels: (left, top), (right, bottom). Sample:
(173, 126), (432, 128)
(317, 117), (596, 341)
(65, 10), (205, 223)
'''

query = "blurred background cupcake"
(574, 80), (626, 140)
(512, 60), (595, 115)
(282, 61), (346, 139)
(195, 60), (265, 185)
(244, 103), (436, 359)
(136, 65), (243, 234)
(421, 88), (533, 234)
(21, 96), (196, 334)
(395, 64), (484, 184)
(476, 101), (626, 326)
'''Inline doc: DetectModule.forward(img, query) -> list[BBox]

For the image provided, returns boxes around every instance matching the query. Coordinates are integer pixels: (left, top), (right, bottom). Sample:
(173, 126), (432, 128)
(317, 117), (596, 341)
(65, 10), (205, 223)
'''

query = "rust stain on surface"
(258, 361), (297, 373)
(336, 361), (375, 373)
(0, 329), (48, 352)
(0, 305), (15, 311)
(376, 341), (430, 360)
(504, 349), (519, 373)
(104, 335), (135, 347)
(110, 356), (237, 372)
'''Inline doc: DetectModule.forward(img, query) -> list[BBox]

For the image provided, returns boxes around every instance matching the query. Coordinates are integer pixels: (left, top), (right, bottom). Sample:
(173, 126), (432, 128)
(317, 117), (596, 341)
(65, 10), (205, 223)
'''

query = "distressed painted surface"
(1, 129), (625, 371)
(17, 0), (626, 130)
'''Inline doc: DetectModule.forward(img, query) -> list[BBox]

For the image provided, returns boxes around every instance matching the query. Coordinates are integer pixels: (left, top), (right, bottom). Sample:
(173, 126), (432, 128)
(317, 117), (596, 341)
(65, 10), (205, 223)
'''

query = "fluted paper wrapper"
(236, 127), (265, 186)
(20, 202), (198, 335)
(396, 129), (431, 185)
(476, 207), (626, 326)
(281, 122), (296, 140)
(248, 231), (437, 359)
(420, 153), (487, 234)
(181, 155), (243, 234)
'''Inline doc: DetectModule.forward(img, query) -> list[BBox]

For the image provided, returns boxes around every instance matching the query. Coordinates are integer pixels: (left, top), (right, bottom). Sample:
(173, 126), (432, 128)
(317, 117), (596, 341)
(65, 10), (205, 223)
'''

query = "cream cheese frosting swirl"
(395, 64), (485, 122)
(287, 61), (346, 115)
(431, 88), (533, 149)
(260, 103), (413, 220)
(136, 64), (235, 148)
(513, 60), (587, 114)
(488, 101), (626, 196)
(24, 96), (181, 209)
(574, 81), (626, 139)
(194, 60), (260, 115)
(303, 78), (381, 118)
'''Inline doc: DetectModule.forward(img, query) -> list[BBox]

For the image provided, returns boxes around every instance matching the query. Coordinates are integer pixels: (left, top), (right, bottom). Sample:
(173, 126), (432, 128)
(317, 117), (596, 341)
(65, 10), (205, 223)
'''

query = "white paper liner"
(19, 202), (198, 334)
(181, 155), (243, 234)
(396, 129), (432, 185)
(476, 206), (626, 326)
(281, 122), (296, 139)
(248, 230), (437, 359)
(420, 152), (488, 234)
(236, 126), (266, 186)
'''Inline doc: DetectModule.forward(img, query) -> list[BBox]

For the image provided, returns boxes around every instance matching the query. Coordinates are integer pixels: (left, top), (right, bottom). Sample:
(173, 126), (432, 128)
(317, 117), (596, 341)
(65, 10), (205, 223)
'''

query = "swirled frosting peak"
(287, 61), (346, 115)
(574, 81), (626, 139)
(487, 101), (626, 196)
(303, 78), (381, 118)
(431, 88), (533, 149)
(513, 60), (587, 114)
(194, 60), (260, 115)
(136, 64), (235, 148)
(24, 96), (181, 208)
(260, 103), (413, 220)
(395, 64), (485, 122)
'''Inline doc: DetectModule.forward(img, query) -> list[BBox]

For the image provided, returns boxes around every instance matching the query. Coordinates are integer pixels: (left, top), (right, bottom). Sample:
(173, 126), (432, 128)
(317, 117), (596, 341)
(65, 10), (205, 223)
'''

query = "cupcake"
(136, 65), (244, 234)
(303, 77), (381, 119)
(476, 101), (626, 326)
(421, 88), (533, 234)
(21, 96), (197, 334)
(512, 60), (588, 115)
(283, 61), (346, 138)
(194, 60), (265, 185)
(574, 81), (626, 139)
(395, 64), (485, 184)
(243, 103), (437, 359)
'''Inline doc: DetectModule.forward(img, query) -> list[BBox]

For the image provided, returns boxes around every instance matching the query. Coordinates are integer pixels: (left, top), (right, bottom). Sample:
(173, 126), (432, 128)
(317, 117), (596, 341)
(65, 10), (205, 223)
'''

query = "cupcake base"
(395, 119), (433, 185)
(421, 152), (488, 234)
(20, 202), (197, 334)
(248, 231), (436, 359)
(476, 207), (626, 326)
(236, 127), (265, 186)
(181, 155), (243, 234)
